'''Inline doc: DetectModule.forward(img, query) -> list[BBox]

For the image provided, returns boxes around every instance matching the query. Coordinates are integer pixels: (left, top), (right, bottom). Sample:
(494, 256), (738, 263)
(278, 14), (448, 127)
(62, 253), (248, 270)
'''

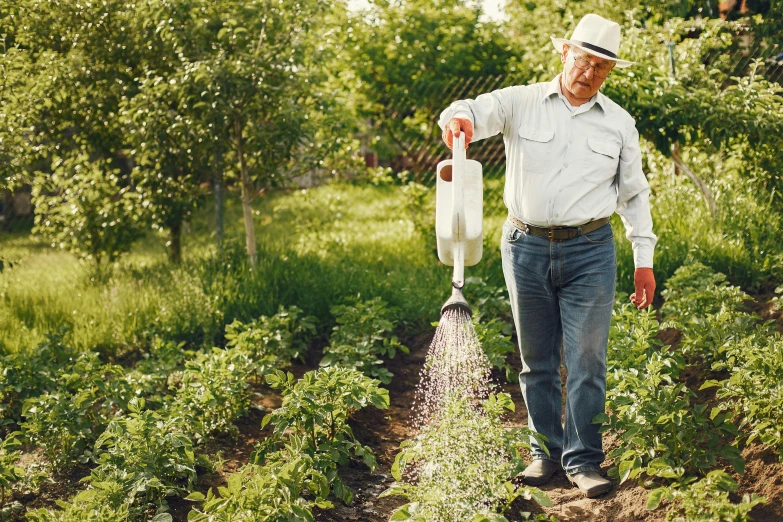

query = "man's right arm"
(438, 87), (519, 149)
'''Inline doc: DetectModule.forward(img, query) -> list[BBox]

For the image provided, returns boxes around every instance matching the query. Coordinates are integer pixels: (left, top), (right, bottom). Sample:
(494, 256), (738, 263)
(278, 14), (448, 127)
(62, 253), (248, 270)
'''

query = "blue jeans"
(500, 219), (616, 475)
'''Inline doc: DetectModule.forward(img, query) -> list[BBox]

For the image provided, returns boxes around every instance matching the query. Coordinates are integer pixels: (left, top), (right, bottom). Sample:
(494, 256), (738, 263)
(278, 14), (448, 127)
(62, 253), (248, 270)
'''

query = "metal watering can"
(435, 133), (483, 316)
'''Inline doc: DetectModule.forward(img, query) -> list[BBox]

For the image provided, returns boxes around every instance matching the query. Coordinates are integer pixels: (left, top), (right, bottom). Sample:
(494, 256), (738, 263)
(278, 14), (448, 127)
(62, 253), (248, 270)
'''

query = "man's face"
(560, 44), (614, 101)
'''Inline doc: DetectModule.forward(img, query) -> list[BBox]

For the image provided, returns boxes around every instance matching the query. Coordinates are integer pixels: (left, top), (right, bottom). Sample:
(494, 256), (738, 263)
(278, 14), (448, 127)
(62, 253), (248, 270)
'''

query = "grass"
(0, 184), (447, 357)
(2, 164), (781, 357)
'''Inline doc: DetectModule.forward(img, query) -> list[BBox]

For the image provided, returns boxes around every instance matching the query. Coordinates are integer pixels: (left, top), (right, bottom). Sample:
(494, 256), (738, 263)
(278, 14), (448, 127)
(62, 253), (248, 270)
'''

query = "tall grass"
(0, 184), (446, 357)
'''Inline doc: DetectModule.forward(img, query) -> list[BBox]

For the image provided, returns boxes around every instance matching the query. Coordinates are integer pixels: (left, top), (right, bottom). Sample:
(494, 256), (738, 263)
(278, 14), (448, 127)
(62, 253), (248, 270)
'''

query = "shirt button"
(555, 213), (560, 217)
(564, 163), (569, 168)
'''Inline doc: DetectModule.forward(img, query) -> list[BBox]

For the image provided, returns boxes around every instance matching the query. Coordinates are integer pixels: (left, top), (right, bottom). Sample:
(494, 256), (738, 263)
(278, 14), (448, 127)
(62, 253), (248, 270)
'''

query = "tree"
(14, 0), (148, 263)
(32, 152), (145, 267)
(0, 40), (35, 194)
(167, 0), (337, 268)
(347, 0), (517, 168)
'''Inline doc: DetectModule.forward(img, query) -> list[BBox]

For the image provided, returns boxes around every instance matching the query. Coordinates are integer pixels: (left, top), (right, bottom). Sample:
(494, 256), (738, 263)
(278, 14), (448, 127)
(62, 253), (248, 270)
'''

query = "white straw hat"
(551, 13), (634, 68)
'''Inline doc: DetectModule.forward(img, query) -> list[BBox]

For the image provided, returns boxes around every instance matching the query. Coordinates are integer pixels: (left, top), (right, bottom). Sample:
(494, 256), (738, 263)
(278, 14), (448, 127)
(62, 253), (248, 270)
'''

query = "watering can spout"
(440, 282), (472, 317)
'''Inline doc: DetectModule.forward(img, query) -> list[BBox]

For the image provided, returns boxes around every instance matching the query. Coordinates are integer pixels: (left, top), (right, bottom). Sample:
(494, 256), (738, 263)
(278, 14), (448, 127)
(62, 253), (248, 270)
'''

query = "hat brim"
(551, 36), (634, 68)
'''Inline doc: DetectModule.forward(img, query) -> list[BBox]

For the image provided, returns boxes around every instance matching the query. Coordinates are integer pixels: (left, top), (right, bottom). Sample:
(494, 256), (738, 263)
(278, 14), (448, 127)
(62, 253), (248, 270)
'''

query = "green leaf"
(646, 487), (666, 510)
(530, 488), (552, 507)
(390, 506), (413, 521)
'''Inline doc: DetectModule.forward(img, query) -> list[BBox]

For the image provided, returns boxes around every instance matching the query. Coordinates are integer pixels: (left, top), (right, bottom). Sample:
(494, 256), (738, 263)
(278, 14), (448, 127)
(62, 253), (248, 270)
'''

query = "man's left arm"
(616, 121), (658, 309)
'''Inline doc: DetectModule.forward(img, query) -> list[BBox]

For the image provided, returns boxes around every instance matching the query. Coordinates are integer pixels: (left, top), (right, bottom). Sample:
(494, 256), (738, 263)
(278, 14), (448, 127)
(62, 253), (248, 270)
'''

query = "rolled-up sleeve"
(437, 87), (520, 142)
(615, 121), (657, 268)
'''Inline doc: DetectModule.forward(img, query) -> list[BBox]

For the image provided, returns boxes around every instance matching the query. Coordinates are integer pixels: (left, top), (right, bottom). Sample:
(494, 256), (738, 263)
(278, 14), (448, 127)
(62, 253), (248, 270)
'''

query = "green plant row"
(661, 263), (783, 459)
(186, 366), (390, 521)
(14, 305), (316, 520)
(599, 279), (768, 520)
(24, 343), (255, 521)
(381, 393), (554, 522)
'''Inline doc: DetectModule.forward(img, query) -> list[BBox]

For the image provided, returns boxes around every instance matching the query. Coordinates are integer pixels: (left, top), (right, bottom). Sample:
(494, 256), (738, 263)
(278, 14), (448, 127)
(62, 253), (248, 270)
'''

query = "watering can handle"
(451, 134), (467, 286)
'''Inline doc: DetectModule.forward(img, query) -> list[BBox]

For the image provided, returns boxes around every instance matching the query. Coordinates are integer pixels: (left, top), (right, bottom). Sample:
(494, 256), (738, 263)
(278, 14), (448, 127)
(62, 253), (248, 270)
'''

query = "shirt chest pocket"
(518, 124), (555, 174)
(583, 137), (621, 184)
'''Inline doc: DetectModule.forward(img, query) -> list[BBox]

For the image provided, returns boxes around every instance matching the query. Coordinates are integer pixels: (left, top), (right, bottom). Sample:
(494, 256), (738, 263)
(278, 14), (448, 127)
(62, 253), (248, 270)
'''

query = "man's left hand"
(630, 267), (656, 309)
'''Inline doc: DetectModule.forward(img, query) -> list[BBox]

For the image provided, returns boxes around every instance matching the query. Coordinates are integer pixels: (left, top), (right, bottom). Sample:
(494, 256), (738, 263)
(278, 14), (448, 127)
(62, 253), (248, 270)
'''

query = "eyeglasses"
(571, 52), (615, 78)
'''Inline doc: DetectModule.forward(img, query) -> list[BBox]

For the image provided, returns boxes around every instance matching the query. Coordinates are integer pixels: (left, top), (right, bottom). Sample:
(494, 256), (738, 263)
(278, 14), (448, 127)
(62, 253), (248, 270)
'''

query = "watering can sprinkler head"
(441, 281), (472, 317)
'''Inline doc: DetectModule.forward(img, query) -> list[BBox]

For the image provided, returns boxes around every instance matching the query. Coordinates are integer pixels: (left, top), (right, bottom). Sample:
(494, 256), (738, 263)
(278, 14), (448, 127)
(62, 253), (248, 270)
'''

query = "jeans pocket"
(503, 220), (525, 244)
(582, 223), (614, 244)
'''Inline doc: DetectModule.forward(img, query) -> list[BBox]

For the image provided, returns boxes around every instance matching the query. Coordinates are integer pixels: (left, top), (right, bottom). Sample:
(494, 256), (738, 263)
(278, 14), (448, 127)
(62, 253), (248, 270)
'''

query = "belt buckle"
(547, 226), (564, 242)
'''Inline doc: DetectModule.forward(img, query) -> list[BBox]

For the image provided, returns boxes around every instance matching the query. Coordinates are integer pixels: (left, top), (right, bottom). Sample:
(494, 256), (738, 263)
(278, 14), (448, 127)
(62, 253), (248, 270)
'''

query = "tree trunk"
(234, 116), (258, 268)
(671, 148), (718, 219)
(169, 218), (182, 264)
(213, 145), (224, 253)
(2, 189), (12, 231)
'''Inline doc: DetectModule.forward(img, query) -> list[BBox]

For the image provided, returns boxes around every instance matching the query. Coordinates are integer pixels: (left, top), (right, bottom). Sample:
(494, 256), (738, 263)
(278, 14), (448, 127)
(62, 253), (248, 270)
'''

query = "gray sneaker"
(567, 471), (613, 498)
(517, 459), (561, 486)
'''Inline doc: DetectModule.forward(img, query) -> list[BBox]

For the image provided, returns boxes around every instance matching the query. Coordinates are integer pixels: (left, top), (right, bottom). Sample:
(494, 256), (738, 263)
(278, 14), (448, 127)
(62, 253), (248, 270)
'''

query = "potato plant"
(21, 352), (133, 470)
(382, 393), (551, 522)
(646, 470), (764, 521)
(170, 345), (254, 441)
(660, 263), (761, 363)
(599, 351), (743, 484)
(93, 397), (198, 507)
(0, 328), (74, 426)
(320, 297), (408, 384)
(706, 334), (783, 457)
(472, 318), (518, 383)
(260, 367), (389, 503)
(663, 263), (783, 458)
(186, 454), (332, 522)
(188, 367), (389, 520)
(0, 433), (23, 511)
(600, 275), (774, 519)
(224, 305), (317, 381)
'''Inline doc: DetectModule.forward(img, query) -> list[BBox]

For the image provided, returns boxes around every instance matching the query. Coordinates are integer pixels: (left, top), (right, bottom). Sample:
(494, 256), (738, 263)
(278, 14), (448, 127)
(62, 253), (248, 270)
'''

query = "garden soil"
(15, 328), (783, 522)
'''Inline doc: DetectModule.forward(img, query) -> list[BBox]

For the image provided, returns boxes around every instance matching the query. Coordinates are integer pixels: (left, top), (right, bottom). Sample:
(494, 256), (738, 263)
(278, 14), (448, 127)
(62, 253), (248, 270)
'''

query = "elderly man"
(439, 14), (657, 498)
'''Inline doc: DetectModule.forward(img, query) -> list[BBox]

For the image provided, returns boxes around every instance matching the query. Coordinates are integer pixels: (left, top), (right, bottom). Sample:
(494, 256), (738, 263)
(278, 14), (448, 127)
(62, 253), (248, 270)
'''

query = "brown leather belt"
(507, 215), (611, 242)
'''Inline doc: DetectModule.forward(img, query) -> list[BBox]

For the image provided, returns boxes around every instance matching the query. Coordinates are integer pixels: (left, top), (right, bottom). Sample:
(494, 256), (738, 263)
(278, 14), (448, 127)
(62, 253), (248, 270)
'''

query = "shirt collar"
(542, 74), (607, 112)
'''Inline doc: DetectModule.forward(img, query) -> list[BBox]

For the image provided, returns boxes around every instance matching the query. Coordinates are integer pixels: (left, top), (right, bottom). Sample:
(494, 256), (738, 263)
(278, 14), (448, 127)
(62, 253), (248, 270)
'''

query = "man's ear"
(561, 44), (569, 64)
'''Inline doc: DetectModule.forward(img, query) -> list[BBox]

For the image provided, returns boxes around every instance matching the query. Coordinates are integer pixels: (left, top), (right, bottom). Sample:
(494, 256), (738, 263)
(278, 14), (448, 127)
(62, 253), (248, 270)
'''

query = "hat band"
(572, 40), (617, 59)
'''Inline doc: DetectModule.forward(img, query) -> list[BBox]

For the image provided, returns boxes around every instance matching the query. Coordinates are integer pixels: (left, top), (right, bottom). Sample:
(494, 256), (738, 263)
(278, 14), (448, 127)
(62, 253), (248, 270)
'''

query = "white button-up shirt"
(438, 74), (657, 268)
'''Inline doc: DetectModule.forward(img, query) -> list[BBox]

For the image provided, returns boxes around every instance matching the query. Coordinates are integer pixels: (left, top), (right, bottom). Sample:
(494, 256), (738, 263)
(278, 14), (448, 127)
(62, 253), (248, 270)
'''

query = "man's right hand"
(442, 117), (474, 150)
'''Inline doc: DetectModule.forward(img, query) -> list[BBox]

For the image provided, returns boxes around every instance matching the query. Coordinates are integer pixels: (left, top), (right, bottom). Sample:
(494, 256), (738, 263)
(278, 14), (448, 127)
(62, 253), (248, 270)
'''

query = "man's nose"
(583, 66), (595, 80)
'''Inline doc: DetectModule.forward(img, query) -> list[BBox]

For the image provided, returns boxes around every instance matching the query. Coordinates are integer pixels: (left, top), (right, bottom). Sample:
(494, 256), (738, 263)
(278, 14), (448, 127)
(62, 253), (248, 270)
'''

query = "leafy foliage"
(472, 318), (517, 383)
(189, 367), (389, 520)
(21, 353), (133, 470)
(186, 455), (332, 522)
(170, 346), (254, 442)
(0, 433), (23, 510)
(382, 393), (550, 522)
(321, 297), (409, 384)
(31, 154), (145, 267)
(93, 398), (197, 508)
(259, 367), (389, 502)
(646, 470), (764, 521)
(224, 305), (317, 381)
